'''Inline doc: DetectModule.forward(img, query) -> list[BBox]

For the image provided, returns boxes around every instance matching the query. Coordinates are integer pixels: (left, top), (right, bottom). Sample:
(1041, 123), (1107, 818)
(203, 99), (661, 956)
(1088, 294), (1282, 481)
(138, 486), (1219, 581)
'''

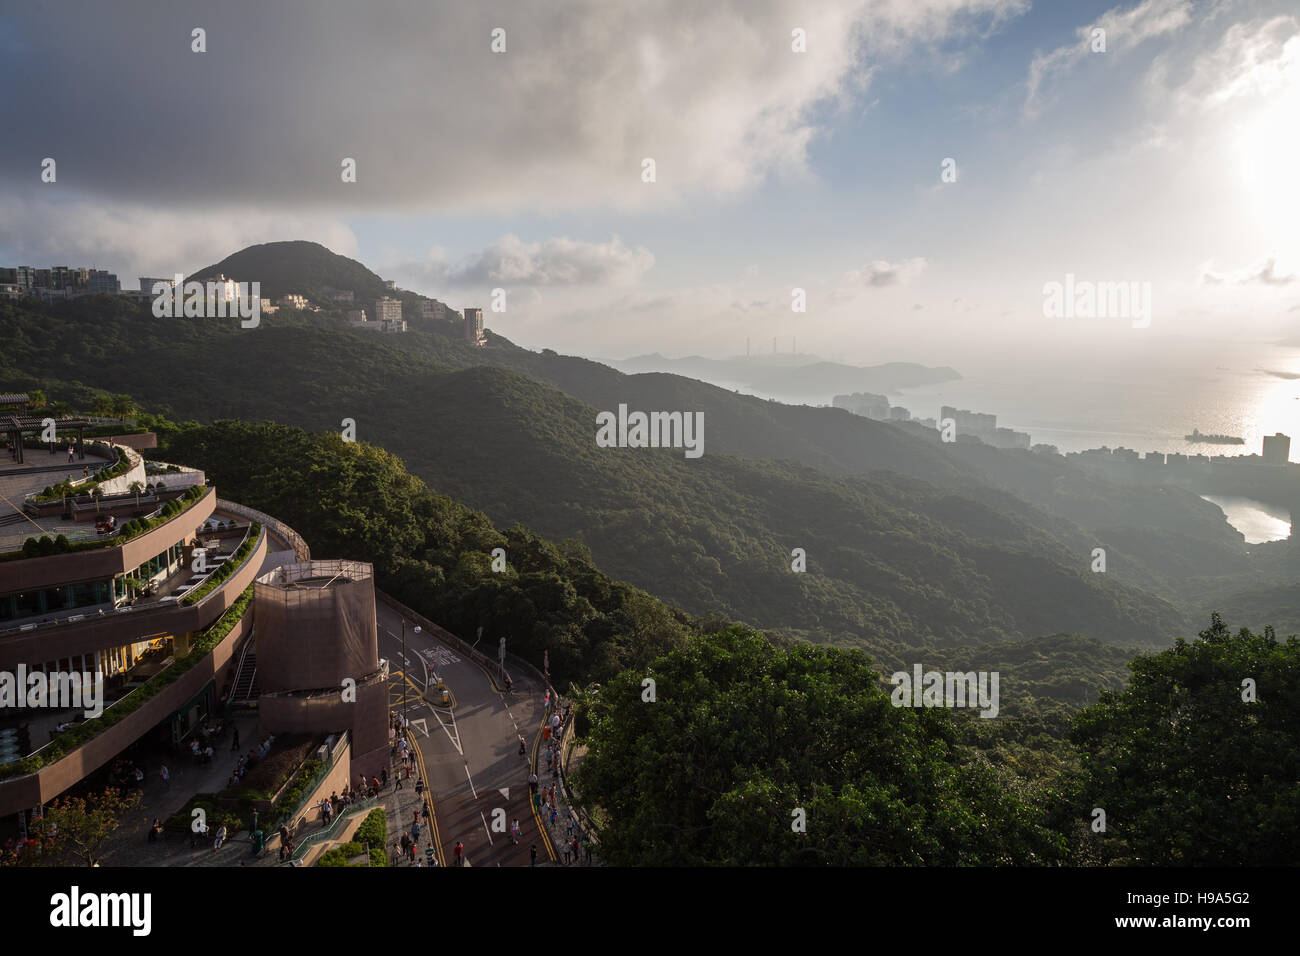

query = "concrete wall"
(258, 676), (388, 784)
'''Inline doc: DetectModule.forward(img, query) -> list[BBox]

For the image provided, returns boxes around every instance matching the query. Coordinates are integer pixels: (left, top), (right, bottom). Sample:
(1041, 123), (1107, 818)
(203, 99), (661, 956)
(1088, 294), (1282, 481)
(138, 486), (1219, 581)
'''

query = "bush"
(316, 841), (365, 867)
(167, 796), (242, 835)
(1, 486), (212, 563)
(268, 759), (324, 826)
(354, 808), (387, 847)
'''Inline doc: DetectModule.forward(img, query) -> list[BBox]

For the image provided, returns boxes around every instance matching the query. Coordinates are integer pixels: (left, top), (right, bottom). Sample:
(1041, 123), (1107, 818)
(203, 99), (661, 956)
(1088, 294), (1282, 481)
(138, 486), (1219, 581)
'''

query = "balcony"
(0, 522), (266, 669)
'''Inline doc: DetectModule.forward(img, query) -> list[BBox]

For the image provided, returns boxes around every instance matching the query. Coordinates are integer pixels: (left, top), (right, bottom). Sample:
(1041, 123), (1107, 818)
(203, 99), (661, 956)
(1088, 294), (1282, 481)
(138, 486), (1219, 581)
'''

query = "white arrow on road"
(498, 787), (510, 800)
(410, 718), (428, 737)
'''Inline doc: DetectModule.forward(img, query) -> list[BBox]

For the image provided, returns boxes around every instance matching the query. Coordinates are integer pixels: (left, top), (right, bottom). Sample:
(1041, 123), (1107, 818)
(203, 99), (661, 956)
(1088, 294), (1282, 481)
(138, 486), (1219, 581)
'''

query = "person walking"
(213, 825), (227, 850)
(530, 844), (537, 867)
(159, 764), (170, 789)
(232, 726), (240, 751)
(454, 841), (464, 867)
(510, 819), (521, 845)
(415, 777), (425, 798)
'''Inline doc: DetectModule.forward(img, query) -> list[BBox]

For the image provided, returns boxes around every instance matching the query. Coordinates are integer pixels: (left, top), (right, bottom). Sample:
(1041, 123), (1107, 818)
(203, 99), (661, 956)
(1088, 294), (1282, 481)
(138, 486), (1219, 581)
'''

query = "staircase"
(223, 631), (260, 707)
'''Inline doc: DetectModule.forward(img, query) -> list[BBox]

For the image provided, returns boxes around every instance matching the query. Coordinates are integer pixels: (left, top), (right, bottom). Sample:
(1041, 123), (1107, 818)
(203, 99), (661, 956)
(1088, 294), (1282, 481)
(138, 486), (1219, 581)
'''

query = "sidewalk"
(535, 719), (600, 867)
(97, 713), (262, 867)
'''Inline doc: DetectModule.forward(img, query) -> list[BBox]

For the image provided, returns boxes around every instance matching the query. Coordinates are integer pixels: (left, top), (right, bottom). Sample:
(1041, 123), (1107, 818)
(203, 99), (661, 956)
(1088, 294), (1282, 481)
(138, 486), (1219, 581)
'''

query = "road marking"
(465, 762), (478, 800)
(529, 711), (557, 863)
(410, 718), (428, 737)
(402, 673), (461, 754)
(420, 646), (461, 667)
(479, 810), (494, 845)
(498, 787), (510, 800)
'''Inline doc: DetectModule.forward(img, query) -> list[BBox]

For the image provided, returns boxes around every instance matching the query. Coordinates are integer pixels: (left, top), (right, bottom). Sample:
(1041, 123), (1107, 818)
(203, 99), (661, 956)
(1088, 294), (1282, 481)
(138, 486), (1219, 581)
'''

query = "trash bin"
(251, 829), (264, 855)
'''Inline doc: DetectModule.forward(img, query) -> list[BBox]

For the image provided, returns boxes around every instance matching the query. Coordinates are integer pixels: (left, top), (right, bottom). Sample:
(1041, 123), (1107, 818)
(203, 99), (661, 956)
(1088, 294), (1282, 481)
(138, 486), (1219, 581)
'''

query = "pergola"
(2, 406), (90, 464)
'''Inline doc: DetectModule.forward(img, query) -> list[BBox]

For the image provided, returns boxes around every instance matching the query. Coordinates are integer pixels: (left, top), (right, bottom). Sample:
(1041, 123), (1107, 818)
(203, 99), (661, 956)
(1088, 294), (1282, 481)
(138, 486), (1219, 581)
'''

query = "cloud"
(1201, 257), (1297, 285)
(0, 0), (1029, 219)
(394, 234), (653, 289)
(1024, 0), (1193, 116)
(0, 195), (358, 282)
(1148, 14), (1300, 114)
(845, 257), (928, 287)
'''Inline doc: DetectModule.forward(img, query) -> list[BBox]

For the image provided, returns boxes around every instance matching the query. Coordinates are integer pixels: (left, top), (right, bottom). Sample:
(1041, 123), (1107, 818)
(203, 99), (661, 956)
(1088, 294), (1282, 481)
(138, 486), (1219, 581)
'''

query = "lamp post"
(400, 619), (421, 725)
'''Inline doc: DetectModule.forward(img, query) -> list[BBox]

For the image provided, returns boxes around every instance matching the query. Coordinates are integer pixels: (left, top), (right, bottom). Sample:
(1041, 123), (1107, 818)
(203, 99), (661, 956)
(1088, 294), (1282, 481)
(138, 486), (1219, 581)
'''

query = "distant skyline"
(2, 0), (1297, 365)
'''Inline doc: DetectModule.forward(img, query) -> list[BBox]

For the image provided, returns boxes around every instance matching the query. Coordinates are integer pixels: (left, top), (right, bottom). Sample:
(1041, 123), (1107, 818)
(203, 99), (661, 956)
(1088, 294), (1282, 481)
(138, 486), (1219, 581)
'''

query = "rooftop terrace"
(0, 450), (114, 552)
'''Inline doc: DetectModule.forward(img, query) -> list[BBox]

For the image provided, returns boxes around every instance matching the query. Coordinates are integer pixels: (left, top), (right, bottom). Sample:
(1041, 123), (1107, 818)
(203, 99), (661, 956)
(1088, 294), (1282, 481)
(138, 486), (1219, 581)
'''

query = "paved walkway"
(535, 723), (599, 866)
(97, 713), (262, 866)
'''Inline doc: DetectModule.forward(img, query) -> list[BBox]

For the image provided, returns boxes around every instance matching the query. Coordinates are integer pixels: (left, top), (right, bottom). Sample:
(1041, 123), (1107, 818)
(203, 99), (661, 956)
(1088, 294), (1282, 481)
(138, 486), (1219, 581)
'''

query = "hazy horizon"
(2, 0), (1297, 364)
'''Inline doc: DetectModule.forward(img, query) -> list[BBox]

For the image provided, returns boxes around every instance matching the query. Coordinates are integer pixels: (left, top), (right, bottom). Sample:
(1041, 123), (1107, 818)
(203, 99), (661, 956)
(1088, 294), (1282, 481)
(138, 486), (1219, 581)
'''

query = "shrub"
(316, 841), (365, 867)
(354, 808), (387, 847)
(167, 795), (242, 835)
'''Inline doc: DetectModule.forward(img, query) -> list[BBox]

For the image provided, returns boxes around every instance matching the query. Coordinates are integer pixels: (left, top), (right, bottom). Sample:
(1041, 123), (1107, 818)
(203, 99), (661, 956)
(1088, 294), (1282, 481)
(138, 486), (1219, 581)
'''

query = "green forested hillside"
(138, 419), (1300, 865)
(574, 618), (1300, 865)
(0, 244), (1278, 655)
(0, 292), (1226, 653)
(157, 421), (693, 686)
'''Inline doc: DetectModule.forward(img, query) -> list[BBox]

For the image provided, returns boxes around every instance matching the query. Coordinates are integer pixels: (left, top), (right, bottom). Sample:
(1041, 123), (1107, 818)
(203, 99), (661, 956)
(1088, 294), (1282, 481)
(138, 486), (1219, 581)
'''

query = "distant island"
(606, 353), (961, 398)
(1185, 428), (1245, 444)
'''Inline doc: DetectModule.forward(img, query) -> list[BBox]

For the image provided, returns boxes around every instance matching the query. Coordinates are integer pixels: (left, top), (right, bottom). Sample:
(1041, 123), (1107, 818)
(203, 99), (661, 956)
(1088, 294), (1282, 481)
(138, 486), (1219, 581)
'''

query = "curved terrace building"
(0, 436), (383, 835)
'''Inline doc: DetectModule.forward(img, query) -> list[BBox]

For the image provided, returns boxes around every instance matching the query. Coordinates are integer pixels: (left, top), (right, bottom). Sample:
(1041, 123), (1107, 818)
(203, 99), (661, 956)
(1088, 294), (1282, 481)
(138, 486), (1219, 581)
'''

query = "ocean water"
(887, 341), (1300, 460)
(1199, 496), (1291, 544)
(712, 338), (1300, 542)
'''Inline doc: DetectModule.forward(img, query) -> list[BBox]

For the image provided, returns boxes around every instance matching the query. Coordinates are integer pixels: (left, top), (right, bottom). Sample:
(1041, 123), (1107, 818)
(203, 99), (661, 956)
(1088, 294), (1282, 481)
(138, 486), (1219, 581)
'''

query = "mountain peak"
(190, 240), (391, 301)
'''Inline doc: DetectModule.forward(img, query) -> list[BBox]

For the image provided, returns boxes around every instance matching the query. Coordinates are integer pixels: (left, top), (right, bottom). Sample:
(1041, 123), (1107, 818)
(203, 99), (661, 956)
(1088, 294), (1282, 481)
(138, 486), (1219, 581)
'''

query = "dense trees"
(0, 289), (1217, 661)
(144, 419), (1300, 865)
(159, 420), (693, 686)
(1069, 614), (1300, 865)
(573, 619), (1300, 866)
(573, 627), (1067, 866)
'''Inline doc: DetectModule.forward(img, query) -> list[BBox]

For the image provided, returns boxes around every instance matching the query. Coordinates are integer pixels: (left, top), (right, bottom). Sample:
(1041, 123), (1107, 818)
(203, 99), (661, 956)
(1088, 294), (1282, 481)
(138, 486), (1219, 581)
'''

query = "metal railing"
(287, 796), (379, 864)
(217, 499), (310, 562)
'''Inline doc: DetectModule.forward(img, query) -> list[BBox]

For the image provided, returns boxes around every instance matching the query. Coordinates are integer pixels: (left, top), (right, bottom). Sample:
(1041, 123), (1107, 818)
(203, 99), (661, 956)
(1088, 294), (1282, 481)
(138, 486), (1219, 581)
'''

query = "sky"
(1, 0), (1297, 368)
